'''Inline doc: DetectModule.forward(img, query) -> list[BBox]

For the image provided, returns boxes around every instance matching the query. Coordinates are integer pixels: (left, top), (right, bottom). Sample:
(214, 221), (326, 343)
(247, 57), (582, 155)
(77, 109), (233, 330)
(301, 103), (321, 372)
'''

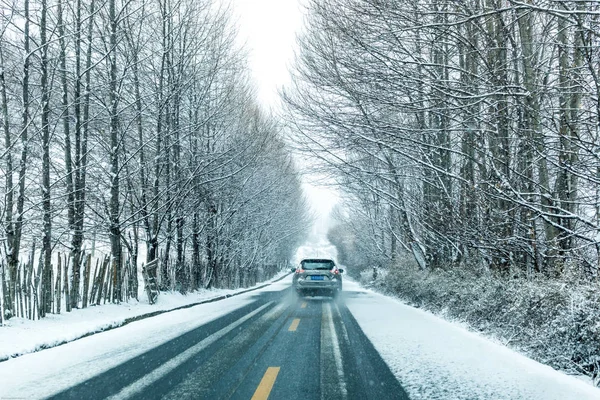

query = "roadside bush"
(365, 262), (600, 385)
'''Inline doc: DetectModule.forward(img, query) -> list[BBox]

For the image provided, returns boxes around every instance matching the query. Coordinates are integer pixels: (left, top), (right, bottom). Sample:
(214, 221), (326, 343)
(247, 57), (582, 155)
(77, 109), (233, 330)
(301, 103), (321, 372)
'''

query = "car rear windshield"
(301, 260), (335, 270)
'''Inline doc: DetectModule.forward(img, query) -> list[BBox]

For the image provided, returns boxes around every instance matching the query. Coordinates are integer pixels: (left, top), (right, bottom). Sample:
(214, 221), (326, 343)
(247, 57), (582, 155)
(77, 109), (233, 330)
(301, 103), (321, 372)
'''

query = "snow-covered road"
(1, 274), (598, 399)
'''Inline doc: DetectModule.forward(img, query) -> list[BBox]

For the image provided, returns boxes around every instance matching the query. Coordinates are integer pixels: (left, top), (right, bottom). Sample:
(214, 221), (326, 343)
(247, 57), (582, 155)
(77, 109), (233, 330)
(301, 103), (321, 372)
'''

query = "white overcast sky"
(229, 0), (304, 107)
(230, 0), (339, 238)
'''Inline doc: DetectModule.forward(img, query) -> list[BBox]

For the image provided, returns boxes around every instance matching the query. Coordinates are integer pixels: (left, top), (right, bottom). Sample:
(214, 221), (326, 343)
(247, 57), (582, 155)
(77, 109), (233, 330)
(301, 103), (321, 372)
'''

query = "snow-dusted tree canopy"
(0, 0), (309, 320)
(286, 0), (600, 279)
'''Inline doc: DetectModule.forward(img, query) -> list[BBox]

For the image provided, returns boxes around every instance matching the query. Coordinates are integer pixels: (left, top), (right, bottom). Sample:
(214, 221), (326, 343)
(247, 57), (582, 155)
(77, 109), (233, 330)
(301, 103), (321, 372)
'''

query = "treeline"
(285, 0), (600, 279)
(0, 0), (308, 321)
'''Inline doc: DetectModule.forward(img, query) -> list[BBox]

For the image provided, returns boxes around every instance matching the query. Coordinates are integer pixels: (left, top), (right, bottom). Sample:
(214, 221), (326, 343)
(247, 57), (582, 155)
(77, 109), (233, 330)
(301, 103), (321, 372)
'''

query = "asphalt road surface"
(50, 287), (409, 400)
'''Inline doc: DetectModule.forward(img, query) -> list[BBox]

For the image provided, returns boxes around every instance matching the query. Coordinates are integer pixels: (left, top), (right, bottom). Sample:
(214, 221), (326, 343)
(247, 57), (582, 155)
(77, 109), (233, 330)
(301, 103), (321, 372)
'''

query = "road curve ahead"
(50, 287), (409, 400)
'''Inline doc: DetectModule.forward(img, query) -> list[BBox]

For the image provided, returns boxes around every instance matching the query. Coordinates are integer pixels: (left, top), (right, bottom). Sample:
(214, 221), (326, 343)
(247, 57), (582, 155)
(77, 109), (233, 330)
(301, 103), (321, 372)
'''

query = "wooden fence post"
(55, 254), (61, 314)
(63, 254), (70, 312)
(82, 254), (91, 308)
(95, 256), (109, 305)
(89, 258), (100, 305)
(142, 260), (159, 305)
(0, 260), (5, 325)
(16, 263), (22, 318)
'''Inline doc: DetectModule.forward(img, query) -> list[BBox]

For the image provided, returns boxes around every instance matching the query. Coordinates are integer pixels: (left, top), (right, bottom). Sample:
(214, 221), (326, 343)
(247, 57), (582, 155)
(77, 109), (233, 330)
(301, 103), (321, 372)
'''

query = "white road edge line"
(107, 301), (274, 400)
(333, 302), (351, 345)
(326, 302), (348, 399)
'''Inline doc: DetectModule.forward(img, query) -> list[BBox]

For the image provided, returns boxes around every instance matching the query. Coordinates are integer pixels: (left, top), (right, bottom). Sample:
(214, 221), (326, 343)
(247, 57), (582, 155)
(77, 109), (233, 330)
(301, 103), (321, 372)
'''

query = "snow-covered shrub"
(375, 263), (600, 383)
(359, 267), (388, 286)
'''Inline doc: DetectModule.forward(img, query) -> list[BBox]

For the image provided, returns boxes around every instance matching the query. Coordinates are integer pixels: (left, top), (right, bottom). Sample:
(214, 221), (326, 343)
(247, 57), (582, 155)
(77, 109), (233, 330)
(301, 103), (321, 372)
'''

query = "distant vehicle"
(291, 258), (344, 297)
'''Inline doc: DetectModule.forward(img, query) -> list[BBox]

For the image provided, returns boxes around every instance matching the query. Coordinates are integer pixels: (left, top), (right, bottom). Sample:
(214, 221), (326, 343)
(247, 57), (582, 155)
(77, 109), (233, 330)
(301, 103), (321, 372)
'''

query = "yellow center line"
(251, 366), (280, 400)
(288, 318), (301, 332)
(301, 302), (307, 308)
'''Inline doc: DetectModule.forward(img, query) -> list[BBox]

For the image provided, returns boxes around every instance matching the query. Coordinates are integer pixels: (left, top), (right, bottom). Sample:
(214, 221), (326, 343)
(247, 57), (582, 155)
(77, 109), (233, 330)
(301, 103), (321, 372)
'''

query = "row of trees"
(285, 0), (600, 278)
(1, 0), (308, 321)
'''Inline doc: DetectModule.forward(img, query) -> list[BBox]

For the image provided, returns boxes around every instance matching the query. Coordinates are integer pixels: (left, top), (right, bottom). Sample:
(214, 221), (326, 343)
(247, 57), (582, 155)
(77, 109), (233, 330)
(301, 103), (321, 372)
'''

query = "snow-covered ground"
(0, 276), (292, 399)
(344, 278), (600, 400)
(0, 270), (288, 361)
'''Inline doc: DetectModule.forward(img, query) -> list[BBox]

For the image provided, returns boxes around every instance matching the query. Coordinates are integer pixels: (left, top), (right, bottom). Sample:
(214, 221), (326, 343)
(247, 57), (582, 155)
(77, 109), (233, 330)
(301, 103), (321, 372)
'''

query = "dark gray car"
(291, 258), (344, 297)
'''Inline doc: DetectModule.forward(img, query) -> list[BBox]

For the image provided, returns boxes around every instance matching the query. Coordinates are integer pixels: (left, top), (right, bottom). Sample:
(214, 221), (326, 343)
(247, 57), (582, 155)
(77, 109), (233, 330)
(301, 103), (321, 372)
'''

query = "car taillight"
(332, 269), (339, 275)
(296, 268), (305, 273)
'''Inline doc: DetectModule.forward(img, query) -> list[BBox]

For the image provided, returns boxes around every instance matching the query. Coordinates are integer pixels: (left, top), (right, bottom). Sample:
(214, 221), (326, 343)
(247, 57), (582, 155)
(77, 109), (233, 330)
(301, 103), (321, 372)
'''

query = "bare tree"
(286, 0), (600, 278)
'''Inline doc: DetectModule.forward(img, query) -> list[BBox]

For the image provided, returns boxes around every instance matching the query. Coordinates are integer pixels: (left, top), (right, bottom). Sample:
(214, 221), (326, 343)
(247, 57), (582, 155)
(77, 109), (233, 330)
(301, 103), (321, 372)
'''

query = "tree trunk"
(517, 3), (555, 272)
(1, 39), (14, 320)
(108, 0), (122, 302)
(40, 0), (52, 316)
(192, 212), (201, 290)
(7, 0), (31, 320)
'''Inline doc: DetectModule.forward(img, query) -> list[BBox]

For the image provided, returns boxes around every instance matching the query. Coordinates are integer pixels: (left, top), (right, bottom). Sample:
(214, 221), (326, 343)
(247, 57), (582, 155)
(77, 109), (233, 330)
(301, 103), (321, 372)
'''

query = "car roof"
(300, 258), (335, 263)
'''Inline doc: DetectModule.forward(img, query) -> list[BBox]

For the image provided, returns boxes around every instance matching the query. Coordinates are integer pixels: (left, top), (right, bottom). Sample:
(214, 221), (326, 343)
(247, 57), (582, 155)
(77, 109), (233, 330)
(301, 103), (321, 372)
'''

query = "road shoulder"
(343, 279), (600, 400)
